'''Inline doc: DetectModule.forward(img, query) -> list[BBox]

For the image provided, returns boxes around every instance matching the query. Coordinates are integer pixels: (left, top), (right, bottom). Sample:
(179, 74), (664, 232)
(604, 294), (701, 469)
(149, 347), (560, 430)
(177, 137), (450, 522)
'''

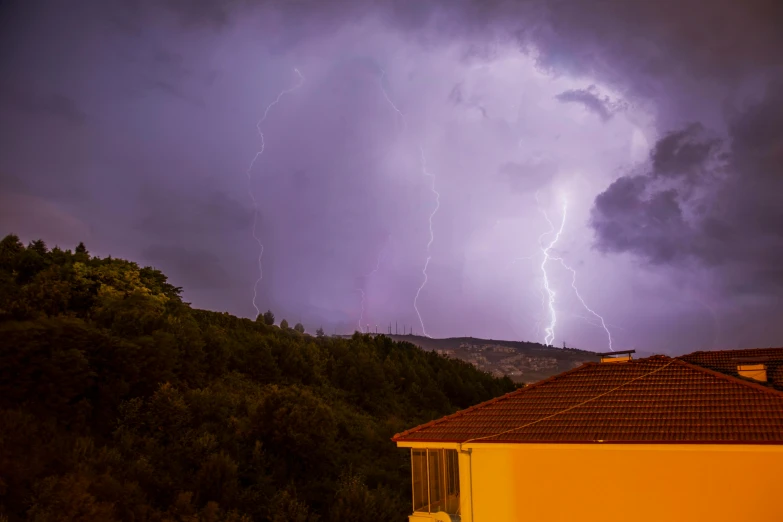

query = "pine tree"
(74, 241), (90, 261)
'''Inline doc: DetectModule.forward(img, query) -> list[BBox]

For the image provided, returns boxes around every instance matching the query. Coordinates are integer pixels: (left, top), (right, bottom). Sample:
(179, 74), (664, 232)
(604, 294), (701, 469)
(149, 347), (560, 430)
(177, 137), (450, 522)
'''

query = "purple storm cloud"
(1, 0), (782, 353)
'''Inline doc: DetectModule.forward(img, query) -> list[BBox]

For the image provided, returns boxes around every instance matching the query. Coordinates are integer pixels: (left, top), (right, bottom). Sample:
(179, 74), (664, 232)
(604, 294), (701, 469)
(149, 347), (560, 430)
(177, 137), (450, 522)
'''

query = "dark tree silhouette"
(0, 234), (516, 521)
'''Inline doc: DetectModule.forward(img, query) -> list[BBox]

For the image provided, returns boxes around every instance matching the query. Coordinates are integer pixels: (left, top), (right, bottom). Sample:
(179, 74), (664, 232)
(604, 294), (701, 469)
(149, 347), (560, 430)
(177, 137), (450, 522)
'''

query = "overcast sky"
(1, 0), (782, 353)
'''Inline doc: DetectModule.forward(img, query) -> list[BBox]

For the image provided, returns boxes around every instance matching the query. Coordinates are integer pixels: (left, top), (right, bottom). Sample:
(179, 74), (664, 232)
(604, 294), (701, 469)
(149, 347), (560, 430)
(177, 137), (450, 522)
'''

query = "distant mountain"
(343, 334), (603, 384)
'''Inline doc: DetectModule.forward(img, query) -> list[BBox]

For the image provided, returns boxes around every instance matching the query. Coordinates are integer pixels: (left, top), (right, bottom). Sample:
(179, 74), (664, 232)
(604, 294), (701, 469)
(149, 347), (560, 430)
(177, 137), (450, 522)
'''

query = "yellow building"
(393, 351), (783, 522)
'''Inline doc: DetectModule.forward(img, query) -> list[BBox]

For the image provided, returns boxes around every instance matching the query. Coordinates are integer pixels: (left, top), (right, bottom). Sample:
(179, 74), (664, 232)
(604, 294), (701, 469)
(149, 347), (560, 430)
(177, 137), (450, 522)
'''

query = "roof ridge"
(673, 356), (783, 397)
(391, 361), (598, 441)
(684, 347), (783, 356)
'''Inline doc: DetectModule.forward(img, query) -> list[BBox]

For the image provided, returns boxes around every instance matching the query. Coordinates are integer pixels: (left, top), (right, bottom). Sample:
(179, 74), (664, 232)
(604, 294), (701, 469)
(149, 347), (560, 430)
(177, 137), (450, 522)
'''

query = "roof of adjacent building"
(392, 355), (783, 444)
(680, 348), (783, 391)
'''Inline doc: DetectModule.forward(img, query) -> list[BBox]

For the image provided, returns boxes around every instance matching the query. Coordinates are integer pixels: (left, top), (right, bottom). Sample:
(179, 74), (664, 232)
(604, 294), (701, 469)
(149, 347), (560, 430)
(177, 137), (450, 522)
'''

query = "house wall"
(463, 443), (783, 522)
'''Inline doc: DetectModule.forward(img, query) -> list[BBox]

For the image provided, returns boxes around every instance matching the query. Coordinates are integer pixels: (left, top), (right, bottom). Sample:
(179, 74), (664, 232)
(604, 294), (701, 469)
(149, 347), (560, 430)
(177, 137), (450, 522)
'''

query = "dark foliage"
(0, 234), (515, 521)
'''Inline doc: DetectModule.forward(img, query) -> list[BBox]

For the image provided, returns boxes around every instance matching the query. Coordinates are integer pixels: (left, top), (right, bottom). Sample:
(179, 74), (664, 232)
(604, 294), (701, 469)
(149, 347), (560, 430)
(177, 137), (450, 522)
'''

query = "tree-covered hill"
(0, 234), (516, 522)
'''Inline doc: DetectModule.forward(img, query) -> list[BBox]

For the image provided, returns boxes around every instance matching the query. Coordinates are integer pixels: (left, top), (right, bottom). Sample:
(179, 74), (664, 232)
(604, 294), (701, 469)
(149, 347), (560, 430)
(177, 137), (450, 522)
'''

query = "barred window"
(411, 448), (460, 515)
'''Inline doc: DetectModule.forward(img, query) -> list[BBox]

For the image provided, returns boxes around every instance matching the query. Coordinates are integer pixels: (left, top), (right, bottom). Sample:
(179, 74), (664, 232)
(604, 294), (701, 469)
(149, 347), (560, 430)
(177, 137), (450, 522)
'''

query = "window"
(411, 449), (460, 515)
(412, 449), (428, 511)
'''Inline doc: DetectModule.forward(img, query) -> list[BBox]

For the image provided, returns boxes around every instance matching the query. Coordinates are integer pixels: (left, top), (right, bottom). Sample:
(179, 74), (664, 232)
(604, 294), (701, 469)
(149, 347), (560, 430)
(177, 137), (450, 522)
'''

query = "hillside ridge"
(0, 234), (516, 522)
(337, 333), (601, 383)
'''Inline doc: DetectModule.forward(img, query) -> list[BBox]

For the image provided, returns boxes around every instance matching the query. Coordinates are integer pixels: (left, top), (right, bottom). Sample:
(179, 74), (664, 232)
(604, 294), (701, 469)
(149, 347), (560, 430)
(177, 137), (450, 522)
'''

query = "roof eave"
(395, 438), (783, 446)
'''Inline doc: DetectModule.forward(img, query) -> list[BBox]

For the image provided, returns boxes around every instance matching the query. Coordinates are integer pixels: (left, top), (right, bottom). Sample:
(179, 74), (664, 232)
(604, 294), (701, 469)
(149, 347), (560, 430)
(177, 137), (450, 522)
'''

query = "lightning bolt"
(357, 289), (367, 333)
(413, 148), (440, 338)
(537, 199), (567, 346)
(379, 69), (406, 131)
(535, 196), (613, 351)
(376, 68), (439, 337)
(550, 257), (614, 351)
(246, 68), (304, 318)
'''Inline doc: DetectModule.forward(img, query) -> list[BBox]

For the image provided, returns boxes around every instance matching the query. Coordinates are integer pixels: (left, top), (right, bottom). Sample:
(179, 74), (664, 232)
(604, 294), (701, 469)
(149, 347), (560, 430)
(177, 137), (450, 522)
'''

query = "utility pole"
(396, 321), (398, 335)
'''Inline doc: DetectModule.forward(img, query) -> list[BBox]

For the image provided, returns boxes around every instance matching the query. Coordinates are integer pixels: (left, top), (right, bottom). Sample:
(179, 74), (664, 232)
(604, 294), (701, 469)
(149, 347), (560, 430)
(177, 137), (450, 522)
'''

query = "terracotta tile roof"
(680, 348), (783, 390)
(392, 355), (783, 444)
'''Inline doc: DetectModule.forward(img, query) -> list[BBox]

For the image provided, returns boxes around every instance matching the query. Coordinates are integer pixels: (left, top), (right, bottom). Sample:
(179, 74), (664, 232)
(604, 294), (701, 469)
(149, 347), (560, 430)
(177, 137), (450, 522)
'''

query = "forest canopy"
(0, 234), (516, 522)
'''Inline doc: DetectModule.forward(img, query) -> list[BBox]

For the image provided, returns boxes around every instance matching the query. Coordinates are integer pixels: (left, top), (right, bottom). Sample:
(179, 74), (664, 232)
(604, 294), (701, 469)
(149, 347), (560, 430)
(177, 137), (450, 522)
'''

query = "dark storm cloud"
(521, 1), (783, 94)
(132, 184), (254, 292)
(591, 83), (783, 295)
(135, 186), (253, 241)
(155, 0), (240, 28)
(4, 0), (783, 350)
(149, 47), (218, 91)
(159, 0), (783, 73)
(145, 0), (783, 141)
(115, 0), (783, 129)
(0, 171), (27, 193)
(141, 244), (228, 290)
(555, 87), (613, 122)
(149, 79), (207, 107)
(649, 124), (722, 181)
(0, 84), (87, 126)
(0, 191), (93, 249)
(591, 176), (692, 265)
(153, 48), (186, 68)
